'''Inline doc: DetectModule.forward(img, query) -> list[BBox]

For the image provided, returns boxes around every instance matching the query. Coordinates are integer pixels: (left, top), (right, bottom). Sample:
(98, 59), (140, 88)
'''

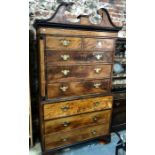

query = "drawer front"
(43, 96), (112, 120)
(44, 110), (111, 134)
(47, 79), (110, 98)
(46, 51), (113, 65)
(46, 36), (82, 50)
(44, 124), (109, 150)
(83, 38), (114, 51)
(47, 65), (112, 82)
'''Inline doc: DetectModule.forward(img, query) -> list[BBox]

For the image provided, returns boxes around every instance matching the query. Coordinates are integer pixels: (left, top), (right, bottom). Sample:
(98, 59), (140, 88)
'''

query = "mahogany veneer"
(35, 2), (121, 154)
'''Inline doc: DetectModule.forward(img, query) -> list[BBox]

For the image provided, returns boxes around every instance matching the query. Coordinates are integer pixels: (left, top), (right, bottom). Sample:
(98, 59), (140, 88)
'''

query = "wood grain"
(44, 124), (109, 150)
(83, 38), (114, 51)
(46, 50), (113, 65)
(39, 37), (45, 97)
(43, 96), (112, 120)
(44, 110), (111, 134)
(46, 36), (82, 50)
(47, 79), (110, 98)
(47, 64), (112, 83)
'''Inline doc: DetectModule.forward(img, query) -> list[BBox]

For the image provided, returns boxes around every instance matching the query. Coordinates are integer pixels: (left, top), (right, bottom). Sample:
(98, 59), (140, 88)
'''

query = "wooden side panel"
(83, 38), (114, 51)
(44, 124), (109, 150)
(39, 37), (45, 97)
(46, 36), (82, 50)
(43, 96), (113, 120)
(47, 79), (110, 98)
(47, 65), (112, 82)
(44, 110), (111, 134)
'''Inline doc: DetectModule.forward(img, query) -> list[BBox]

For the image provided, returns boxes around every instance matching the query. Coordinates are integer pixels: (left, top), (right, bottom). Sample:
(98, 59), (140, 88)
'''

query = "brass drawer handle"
(94, 83), (101, 88)
(60, 86), (68, 92)
(94, 102), (100, 107)
(91, 130), (97, 135)
(96, 41), (102, 48)
(61, 70), (70, 76)
(61, 54), (70, 61)
(94, 68), (102, 74)
(63, 121), (70, 127)
(94, 54), (103, 60)
(61, 106), (70, 112)
(61, 138), (68, 142)
(60, 39), (71, 46)
(92, 116), (98, 122)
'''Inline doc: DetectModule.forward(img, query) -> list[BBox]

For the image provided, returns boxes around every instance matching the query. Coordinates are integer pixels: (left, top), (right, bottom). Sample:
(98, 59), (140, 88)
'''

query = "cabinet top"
(34, 3), (121, 32)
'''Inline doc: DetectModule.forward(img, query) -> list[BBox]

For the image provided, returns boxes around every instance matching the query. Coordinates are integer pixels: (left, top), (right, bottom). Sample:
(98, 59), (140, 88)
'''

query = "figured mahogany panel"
(83, 38), (114, 51)
(47, 79), (110, 98)
(44, 110), (111, 134)
(44, 124), (109, 150)
(47, 65), (112, 83)
(46, 50), (113, 65)
(46, 36), (82, 50)
(43, 96), (112, 120)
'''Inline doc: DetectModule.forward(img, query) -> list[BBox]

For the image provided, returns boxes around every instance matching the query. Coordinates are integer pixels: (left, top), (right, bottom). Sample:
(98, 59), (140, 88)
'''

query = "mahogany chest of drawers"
(35, 3), (121, 154)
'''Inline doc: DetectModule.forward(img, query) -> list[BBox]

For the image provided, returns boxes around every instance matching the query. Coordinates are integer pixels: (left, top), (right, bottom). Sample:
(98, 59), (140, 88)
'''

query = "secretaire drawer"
(47, 79), (110, 98)
(44, 124), (109, 150)
(47, 65), (112, 82)
(44, 110), (111, 134)
(43, 96), (112, 120)
(46, 51), (113, 65)
(46, 36), (82, 50)
(83, 38), (114, 51)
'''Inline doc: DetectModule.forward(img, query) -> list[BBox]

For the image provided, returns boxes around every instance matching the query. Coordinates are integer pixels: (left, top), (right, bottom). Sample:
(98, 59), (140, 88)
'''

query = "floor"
(29, 131), (126, 155)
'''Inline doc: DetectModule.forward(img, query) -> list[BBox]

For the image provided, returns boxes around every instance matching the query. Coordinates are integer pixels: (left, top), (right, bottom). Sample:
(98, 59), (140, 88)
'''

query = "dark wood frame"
(34, 2), (121, 32)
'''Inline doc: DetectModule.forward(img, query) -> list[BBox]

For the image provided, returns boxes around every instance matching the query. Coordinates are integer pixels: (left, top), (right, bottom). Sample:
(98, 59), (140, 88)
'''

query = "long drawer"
(46, 51), (113, 65)
(47, 65), (112, 82)
(47, 79), (110, 98)
(43, 96), (112, 120)
(44, 110), (111, 134)
(44, 124), (109, 150)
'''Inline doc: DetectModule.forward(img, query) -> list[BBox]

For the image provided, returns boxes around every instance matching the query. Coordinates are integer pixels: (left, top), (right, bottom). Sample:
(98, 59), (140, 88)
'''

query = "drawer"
(47, 79), (110, 98)
(47, 65), (112, 82)
(83, 38), (114, 51)
(44, 110), (111, 134)
(46, 51), (113, 65)
(43, 96), (112, 120)
(44, 124), (109, 150)
(46, 36), (82, 50)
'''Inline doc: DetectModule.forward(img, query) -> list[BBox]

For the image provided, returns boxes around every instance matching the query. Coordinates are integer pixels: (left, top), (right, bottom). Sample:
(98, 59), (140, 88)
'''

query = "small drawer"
(47, 79), (110, 98)
(47, 65), (112, 83)
(43, 96), (112, 120)
(44, 110), (111, 134)
(83, 38), (114, 51)
(46, 51), (113, 65)
(44, 124), (109, 150)
(46, 36), (82, 50)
